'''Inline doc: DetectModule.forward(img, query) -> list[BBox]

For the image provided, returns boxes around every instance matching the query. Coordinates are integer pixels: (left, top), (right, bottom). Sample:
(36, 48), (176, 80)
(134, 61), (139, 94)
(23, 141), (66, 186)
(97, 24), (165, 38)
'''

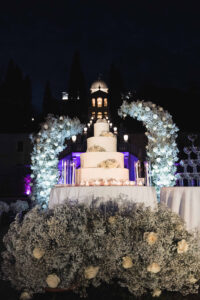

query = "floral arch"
(30, 114), (84, 207)
(118, 96), (179, 194)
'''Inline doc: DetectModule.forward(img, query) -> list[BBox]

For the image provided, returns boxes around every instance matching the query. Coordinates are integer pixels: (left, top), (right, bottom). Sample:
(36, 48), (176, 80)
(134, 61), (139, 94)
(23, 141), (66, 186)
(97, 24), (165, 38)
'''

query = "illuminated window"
(97, 112), (102, 119)
(104, 98), (108, 107)
(97, 97), (102, 107)
(104, 112), (108, 117)
(92, 98), (95, 107)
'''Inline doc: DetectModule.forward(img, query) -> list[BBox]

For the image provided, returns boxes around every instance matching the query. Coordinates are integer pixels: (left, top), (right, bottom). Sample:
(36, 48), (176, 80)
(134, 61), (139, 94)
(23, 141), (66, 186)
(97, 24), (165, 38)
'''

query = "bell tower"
(89, 78), (109, 120)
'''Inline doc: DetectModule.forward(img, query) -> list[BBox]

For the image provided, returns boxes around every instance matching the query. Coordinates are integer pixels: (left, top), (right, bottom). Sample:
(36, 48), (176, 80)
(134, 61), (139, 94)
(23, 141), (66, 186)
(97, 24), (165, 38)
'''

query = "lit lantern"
(87, 123), (90, 127)
(109, 123), (113, 127)
(72, 135), (77, 142)
(113, 127), (117, 133)
(123, 134), (129, 142)
(84, 127), (87, 133)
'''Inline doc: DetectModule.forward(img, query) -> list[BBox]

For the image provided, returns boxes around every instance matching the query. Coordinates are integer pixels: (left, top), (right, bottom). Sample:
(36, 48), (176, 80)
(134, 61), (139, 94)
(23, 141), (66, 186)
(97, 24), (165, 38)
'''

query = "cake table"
(160, 187), (200, 231)
(48, 185), (158, 209)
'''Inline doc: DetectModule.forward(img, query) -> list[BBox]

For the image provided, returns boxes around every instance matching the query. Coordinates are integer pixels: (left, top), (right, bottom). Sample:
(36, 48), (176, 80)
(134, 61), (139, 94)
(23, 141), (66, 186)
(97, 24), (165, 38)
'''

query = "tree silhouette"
(0, 59), (33, 132)
(68, 51), (87, 121)
(42, 81), (53, 116)
(108, 63), (124, 123)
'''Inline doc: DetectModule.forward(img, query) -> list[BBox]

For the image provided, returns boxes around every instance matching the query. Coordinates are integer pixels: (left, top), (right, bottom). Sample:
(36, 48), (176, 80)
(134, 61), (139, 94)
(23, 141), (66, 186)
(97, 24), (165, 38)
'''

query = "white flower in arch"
(118, 98), (179, 197)
(30, 114), (84, 207)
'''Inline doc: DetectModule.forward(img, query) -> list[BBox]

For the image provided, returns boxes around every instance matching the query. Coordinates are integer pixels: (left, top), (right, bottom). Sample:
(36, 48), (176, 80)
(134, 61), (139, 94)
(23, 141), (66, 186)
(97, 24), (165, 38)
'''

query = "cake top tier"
(94, 119), (109, 137)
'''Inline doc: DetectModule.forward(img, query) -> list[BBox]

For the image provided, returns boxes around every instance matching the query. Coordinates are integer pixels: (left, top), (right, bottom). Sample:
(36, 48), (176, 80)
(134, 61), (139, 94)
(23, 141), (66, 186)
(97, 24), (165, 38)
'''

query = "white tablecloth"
(49, 185), (158, 210)
(160, 187), (200, 231)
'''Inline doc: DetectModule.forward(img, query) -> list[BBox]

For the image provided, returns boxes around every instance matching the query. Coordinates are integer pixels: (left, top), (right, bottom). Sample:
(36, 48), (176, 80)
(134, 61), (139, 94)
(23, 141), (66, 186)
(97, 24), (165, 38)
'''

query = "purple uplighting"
(58, 151), (138, 182)
(24, 174), (31, 195)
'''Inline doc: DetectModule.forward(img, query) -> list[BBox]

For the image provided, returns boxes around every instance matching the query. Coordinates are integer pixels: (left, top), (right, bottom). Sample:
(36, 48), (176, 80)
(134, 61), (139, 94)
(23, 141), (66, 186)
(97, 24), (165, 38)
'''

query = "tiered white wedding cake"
(76, 119), (129, 184)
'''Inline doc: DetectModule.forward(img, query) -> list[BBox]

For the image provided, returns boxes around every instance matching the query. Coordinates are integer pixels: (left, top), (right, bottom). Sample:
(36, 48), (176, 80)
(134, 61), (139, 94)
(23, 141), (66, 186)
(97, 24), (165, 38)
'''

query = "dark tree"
(68, 51), (87, 121)
(108, 63), (124, 123)
(0, 59), (33, 132)
(23, 75), (32, 123)
(42, 81), (53, 116)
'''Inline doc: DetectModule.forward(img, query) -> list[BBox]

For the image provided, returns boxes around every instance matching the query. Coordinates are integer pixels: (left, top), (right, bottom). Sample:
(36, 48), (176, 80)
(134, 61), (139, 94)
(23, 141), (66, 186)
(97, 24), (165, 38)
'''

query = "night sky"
(1, 0), (200, 131)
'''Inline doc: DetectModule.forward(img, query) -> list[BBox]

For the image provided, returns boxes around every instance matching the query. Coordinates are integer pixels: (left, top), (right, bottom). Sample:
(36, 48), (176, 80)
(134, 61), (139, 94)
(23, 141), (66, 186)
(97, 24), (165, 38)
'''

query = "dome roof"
(90, 79), (108, 94)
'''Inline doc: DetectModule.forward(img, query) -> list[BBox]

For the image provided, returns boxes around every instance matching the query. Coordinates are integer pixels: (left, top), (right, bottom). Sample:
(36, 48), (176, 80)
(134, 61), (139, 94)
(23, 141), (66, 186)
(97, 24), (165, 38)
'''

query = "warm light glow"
(124, 134), (129, 142)
(84, 127), (87, 133)
(97, 112), (102, 119)
(114, 127), (117, 132)
(72, 135), (77, 142)
(90, 120), (92, 124)
(87, 123), (90, 127)
(104, 98), (108, 107)
(92, 98), (95, 107)
(97, 97), (102, 107)
(109, 123), (113, 127)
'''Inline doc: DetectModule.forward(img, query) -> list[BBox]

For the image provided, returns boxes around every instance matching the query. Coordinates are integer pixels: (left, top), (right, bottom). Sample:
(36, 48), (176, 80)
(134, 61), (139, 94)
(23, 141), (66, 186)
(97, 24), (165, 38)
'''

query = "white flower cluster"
(10, 200), (29, 213)
(2, 202), (200, 298)
(0, 201), (9, 215)
(30, 114), (84, 207)
(100, 131), (115, 137)
(118, 97), (179, 195)
(97, 159), (120, 168)
(87, 145), (106, 152)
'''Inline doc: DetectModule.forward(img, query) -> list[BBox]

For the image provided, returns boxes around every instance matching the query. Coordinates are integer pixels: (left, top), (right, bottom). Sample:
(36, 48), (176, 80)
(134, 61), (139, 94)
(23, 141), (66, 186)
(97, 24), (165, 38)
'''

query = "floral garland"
(30, 114), (84, 207)
(2, 201), (200, 298)
(118, 96), (179, 195)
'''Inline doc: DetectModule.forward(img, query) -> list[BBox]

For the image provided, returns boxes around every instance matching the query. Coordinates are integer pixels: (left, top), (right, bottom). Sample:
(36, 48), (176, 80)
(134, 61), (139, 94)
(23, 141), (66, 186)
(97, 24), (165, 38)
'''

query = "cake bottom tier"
(76, 168), (129, 184)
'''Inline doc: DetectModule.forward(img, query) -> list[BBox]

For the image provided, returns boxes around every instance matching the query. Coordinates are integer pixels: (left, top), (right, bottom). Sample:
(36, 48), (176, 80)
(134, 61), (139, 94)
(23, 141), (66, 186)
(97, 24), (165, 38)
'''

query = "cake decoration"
(76, 119), (129, 184)
(96, 118), (107, 123)
(100, 131), (115, 137)
(87, 145), (106, 152)
(97, 159), (120, 168)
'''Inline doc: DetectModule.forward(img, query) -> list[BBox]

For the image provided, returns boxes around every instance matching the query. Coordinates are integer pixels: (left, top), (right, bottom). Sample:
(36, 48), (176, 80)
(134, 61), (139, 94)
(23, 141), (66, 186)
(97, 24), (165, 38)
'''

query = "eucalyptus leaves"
(30, 114), (84, 207)
(118, 96), (179, 195)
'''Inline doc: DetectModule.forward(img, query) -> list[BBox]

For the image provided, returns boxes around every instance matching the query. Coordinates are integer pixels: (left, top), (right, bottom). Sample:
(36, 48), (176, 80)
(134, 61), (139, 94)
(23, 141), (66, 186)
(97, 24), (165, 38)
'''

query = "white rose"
(188, 275), (198, 284)
(147, 263), (161, 273)
(144, 232), (158, 245)
(108, 216), (117, 225)
(122, 256), (133, 269)
(177, 239), (188, 254)
(176, 224), (183, 232)
(84, 266), (99, 279)
(46, 274), (60, 288)
(20, 292), (32, 300)
(33, 247), (45, 259)
(152, 289), (162, 297)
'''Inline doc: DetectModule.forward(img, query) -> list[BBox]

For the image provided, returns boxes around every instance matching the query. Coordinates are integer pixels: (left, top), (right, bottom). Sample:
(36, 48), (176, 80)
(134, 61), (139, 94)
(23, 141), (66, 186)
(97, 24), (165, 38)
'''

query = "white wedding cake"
(76, 119), (129, 184)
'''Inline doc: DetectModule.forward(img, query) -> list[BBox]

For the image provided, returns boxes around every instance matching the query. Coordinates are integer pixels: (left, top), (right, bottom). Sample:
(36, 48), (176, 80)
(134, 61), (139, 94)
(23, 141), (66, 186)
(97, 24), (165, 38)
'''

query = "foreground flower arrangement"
(1, 200), (200, 298)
